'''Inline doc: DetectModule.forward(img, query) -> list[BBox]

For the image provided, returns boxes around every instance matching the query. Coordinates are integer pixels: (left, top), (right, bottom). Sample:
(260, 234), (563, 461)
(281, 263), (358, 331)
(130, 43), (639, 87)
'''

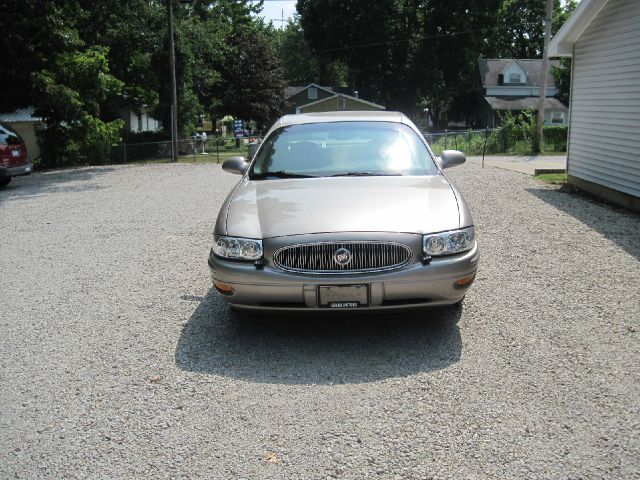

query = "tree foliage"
(33, 47), (124, 166)
(297, 0), (502, 125)
(550, 1), (578, 106)
(298, 0), (421, 112)
(275, 17), (348, 87)
(295, 0), (576, 128)
(3, 0), (581, 167)
(222, 26), (286, 129)
(3, 0), (284, 167)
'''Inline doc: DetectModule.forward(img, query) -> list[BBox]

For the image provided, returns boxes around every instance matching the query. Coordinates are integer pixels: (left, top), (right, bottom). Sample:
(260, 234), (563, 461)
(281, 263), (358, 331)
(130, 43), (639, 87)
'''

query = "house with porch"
(477, 59), (568, 128)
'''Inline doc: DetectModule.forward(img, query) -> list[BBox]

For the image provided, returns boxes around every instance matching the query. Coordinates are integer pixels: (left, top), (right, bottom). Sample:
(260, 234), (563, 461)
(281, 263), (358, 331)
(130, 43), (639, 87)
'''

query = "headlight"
(423, 227), (475, 256)
(212, 235), (263, 260)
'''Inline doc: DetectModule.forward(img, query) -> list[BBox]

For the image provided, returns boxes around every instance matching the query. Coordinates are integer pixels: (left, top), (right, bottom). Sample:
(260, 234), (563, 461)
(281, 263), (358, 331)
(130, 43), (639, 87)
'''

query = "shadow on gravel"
(528, 187), (640, 261)
(0, 167), (117, 203)
(175, 289), (462, 385)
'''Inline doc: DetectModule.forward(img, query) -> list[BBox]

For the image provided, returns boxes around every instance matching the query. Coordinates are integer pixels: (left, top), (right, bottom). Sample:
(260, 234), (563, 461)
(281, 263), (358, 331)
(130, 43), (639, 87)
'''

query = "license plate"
(11, 150), (19, 157)
(319, 284), (369, 308)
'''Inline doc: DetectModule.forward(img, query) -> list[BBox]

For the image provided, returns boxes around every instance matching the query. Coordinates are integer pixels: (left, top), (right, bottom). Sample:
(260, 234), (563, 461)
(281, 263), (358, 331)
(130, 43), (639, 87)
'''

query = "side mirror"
(222, 156), (249, 175)
(440, 150), (466, 169)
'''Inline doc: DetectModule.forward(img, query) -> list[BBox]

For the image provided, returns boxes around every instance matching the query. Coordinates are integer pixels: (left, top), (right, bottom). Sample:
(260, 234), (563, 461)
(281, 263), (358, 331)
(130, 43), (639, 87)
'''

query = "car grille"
(273, 241), (413, 274)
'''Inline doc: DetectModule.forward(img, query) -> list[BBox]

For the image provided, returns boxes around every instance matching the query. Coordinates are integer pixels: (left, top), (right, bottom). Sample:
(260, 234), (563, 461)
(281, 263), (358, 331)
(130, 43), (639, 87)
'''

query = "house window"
(308, 87), (318, 100)
(551, 111), (565, 124)
(508, 73), (521, 83)
(337, 97), (346, 110)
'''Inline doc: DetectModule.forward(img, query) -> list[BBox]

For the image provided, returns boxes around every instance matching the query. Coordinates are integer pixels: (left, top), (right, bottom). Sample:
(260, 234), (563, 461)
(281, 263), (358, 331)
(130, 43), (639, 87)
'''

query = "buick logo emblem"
(333, 247), (352, 266)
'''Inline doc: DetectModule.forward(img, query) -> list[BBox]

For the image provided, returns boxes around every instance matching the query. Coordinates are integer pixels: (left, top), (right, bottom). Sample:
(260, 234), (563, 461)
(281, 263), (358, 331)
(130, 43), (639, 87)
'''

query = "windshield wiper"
(251, 171), (317, 179)
(329, 171), (402, 177)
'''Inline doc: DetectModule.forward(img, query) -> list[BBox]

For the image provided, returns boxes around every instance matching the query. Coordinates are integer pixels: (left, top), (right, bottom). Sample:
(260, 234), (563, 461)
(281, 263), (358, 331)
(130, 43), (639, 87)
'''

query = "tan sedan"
(208, 111), (478, 311)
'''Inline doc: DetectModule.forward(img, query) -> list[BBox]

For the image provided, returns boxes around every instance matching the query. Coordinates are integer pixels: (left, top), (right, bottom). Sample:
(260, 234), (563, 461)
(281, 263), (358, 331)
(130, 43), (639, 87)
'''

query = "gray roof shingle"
(484, 96), (568, 110)
(284, 84), (335, 100)
(479, 59), (560, 88)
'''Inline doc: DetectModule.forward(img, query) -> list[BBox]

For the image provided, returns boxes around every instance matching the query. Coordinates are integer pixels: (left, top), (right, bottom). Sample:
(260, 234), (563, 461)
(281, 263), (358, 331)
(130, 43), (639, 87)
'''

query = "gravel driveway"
(1, 162), (638, 479)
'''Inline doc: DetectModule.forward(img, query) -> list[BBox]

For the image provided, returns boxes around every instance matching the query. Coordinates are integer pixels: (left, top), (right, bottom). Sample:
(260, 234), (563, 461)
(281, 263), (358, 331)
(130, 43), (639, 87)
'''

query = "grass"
(127, 148), (249, 165)
(535, 173), (567, 184)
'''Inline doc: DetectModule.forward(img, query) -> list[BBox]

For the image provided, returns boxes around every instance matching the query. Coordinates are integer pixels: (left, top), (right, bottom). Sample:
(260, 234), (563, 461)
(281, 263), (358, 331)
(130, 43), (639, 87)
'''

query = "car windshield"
(0, 122), (23, 146)
(250, 121), (438, 178)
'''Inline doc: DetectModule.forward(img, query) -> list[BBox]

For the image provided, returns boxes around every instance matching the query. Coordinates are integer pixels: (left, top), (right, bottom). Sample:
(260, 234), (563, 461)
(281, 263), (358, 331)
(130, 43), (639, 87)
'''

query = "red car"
(0, 121), (33, 187)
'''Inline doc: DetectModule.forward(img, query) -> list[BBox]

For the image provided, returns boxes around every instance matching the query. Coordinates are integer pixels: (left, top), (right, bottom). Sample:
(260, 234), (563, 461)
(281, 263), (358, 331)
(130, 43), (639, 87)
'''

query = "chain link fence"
(424, 127), (568, 157)
(107, 127), (567, 165)
(109, 137), (262, 164)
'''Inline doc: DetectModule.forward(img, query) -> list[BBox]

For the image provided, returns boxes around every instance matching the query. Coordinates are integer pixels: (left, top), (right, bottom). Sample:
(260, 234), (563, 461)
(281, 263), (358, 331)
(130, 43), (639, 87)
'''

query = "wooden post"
(167, 0), (178, 162)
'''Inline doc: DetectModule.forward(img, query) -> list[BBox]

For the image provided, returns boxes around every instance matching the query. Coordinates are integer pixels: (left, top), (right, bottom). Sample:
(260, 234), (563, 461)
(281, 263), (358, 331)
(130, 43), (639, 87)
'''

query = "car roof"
(275, 111), (407, 128)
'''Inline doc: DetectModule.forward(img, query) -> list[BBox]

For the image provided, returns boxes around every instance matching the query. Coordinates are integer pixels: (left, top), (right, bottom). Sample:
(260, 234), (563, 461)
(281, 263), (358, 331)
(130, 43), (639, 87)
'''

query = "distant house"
(117, 105), (161, 133)
(477, 59), (568, 128)
(284, 84), (385, 114)
(284, 84), (336, 114)
(0, 107), (42, 160)
(549, 0), (639, 211)
(298, 93), (385, 114)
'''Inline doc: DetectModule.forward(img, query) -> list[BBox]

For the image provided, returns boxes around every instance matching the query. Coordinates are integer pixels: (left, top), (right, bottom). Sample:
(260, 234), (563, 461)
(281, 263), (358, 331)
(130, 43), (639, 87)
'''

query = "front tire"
(0, 177), (11, 187)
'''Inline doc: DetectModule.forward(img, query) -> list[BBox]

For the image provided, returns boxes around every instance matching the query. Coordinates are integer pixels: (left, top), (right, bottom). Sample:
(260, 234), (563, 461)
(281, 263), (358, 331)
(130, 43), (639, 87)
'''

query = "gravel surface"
(1, 162), (639, 479)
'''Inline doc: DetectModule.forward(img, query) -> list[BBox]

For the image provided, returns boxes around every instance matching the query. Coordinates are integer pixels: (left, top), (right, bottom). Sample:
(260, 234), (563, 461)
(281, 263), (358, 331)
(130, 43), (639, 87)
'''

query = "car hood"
(223, 175), (461, 238)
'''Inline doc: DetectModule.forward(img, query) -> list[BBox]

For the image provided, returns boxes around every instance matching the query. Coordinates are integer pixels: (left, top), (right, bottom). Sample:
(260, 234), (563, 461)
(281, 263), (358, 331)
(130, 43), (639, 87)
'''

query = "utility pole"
(271, 9), (286, 27)
(535, 0), (553, 153)
(167, 0), (178, 162)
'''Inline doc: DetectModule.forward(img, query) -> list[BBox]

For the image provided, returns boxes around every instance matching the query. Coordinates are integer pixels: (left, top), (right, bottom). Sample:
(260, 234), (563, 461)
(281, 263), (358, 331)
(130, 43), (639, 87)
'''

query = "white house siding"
(568, 0), (640, 198)
(501, 62), (527, 83)
(126, 109), (160, 133)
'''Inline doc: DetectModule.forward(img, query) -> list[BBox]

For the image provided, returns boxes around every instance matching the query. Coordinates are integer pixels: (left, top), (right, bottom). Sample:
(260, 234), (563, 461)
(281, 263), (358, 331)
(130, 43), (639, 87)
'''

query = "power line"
(313, 20), (542, 54)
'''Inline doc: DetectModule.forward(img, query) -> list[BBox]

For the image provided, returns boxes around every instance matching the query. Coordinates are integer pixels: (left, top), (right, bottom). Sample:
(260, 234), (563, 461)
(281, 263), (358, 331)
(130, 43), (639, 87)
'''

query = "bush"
(121, 130), (168, 143)
(37, 117), (124, 167)
(543, 125), (568, 152)
(79, 116), (124, 164)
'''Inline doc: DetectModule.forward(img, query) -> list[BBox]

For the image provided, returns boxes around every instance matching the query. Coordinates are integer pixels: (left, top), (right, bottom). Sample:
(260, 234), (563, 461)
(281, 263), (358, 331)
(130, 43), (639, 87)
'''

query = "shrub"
(79, 116), (124, 164)
(121, 130), (168, 143)
(543, 125), (568, 152)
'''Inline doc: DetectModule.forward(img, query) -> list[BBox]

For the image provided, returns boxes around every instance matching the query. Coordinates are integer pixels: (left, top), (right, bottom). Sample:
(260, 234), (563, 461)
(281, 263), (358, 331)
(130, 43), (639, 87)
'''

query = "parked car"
(0, 121), (32, 187)
(208, 111), (479, 311)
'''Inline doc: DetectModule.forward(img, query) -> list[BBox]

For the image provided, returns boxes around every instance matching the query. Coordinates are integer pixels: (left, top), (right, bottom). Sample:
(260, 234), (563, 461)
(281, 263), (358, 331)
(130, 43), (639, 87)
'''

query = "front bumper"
(0, 162), (33, 178)
(208, 242), (479, 311)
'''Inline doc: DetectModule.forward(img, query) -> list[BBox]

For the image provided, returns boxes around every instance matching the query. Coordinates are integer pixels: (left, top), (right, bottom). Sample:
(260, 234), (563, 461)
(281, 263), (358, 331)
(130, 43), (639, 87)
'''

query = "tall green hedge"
(543, 125), (568, 152)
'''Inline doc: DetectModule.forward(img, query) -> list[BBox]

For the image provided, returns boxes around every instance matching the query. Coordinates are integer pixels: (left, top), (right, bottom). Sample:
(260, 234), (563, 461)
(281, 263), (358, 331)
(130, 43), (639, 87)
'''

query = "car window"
(250, 121), (438, 178)
(0, 122), (23, 146)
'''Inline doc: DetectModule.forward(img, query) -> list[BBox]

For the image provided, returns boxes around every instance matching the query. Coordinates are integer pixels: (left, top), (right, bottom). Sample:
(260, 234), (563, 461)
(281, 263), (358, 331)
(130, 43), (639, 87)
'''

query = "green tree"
(76, 0), (165, 115)
(414, 0), (501, 127)
(491, 0), (548, 57)
(490, 0), (574, 58)
(33, 47), (124, 166)
(550, 1), (578, 106)
(298, 0), (422, 112)
(221, 24), (286, 129)
(275, 16), (348, 87)
(0, 0), (83, 112)
(298, 0), (502, 125)
(551, 58), (571, 106)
